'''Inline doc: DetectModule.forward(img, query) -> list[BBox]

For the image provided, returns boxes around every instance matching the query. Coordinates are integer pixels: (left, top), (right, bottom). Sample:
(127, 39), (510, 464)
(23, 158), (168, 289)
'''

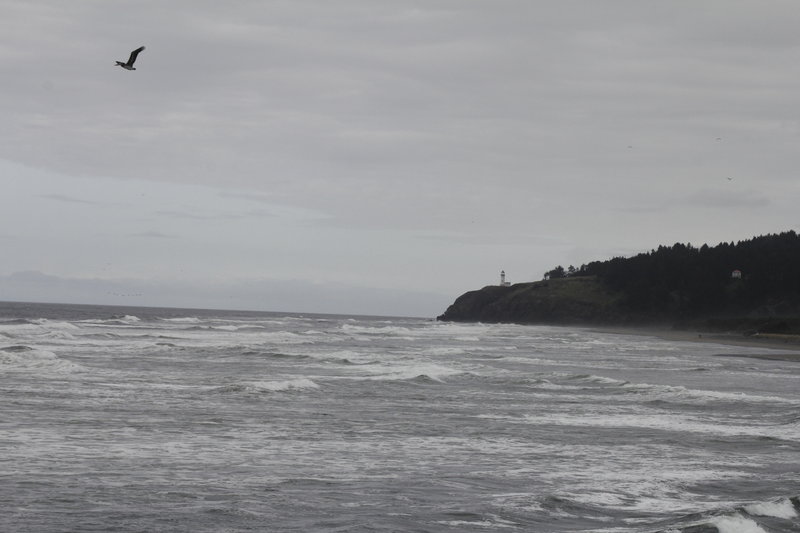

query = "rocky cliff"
(437, 275), (800, 335)
(437, 276), (629, 324)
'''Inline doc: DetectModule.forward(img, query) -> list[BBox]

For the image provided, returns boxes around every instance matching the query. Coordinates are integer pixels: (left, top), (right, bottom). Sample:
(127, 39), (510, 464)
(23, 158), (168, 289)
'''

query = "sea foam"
(709, 513), (768, 533)
(248, 378), (320, 392)
(161, 317), (201, 323)
(213, 378), (320, 393)
(0, 345), (81, 372)
(624, 382), (800, 405)
(744, 498), (798, 519)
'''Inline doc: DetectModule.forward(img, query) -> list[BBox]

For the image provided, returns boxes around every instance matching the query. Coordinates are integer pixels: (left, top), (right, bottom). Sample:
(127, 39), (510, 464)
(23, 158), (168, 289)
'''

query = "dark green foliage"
(438, 277), (624, 324)
(544, 265), (566, 279)
(558, 230), (800, 319)
(440, 230), (800, 327)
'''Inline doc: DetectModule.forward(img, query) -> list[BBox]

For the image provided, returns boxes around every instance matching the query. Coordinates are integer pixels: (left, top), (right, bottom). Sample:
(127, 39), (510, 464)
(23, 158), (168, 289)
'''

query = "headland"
(437, 231), (800, 361)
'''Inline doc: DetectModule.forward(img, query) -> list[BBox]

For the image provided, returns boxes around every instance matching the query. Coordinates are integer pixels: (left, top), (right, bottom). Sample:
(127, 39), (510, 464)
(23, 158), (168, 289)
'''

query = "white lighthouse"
(500, 270), (511, 287)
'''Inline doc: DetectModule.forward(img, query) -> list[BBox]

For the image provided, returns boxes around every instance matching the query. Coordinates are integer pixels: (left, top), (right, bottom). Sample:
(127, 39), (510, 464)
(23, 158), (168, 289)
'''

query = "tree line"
(543, 231), (800, 318)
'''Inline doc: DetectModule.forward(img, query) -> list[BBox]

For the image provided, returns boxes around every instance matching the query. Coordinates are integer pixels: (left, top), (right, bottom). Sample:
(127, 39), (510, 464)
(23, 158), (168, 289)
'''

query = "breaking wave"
(0, 345), (82, 373)
(212, 378), (320, 394)
(341, 324), (414, 337)
(654, 496), (800, 532)
(744, 497), (798, 519)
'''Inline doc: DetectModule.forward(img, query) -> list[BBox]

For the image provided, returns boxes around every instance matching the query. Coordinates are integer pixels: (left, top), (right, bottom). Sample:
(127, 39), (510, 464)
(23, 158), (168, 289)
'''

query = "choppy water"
(1, 301), (799, 532)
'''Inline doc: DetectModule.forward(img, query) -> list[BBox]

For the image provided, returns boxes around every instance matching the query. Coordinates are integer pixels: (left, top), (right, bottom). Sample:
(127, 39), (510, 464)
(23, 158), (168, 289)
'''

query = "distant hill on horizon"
(438, 230), (800, 333)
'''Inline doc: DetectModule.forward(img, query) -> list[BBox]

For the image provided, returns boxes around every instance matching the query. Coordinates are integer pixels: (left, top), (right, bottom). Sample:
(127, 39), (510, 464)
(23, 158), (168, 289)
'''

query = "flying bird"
(115, 46), (145, 70)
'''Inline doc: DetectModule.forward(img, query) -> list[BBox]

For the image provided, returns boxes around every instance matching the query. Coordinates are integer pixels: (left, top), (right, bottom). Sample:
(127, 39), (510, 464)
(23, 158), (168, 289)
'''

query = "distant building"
(500, 270), (511, 287)
(731, 269), (742, 279)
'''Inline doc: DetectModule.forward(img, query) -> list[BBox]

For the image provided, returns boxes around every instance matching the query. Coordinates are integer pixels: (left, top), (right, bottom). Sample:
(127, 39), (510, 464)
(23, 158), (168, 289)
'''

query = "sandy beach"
(593, 326), (800, 362)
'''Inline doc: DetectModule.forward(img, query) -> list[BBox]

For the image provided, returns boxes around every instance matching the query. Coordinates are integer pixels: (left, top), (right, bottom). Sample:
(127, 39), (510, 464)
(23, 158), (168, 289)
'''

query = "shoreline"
(591, 326), (800, 362)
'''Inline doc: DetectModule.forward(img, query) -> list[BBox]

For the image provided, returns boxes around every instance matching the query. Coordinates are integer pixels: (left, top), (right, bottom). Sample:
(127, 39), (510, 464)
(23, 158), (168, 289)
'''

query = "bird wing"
(127, 46), (145, 65)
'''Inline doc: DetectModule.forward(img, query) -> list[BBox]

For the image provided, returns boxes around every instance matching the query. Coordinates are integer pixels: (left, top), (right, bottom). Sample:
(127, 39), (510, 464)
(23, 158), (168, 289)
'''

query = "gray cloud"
(155, 207), (286, 222)
(38, 193), (107, 206)
(1, 1), (799, 314)
(682, 189), (772, 209)
(155, 209), (248, 221)
(129, 230), (178, 239)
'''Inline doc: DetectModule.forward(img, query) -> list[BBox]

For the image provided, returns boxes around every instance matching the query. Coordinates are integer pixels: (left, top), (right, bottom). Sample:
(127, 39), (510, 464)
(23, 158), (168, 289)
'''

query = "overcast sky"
(2, 1), (799, 316)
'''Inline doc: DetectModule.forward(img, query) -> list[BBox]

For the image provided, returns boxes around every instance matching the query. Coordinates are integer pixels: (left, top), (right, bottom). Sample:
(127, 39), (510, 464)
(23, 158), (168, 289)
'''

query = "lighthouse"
(500, 270), (511, 287)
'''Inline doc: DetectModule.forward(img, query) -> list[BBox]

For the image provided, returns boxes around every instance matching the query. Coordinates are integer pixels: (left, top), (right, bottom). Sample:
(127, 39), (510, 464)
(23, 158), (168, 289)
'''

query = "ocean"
(1, 301), (798, 533)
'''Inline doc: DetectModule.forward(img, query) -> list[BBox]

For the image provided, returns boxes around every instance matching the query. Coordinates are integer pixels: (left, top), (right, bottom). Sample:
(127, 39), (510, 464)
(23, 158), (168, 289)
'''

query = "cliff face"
(438, 231), (800, 328)
(437, 276), (628, 324)
(437, 275), (800, 333)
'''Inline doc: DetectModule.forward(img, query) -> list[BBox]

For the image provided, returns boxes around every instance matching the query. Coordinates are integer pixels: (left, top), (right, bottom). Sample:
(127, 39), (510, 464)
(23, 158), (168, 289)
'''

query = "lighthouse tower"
(500, 270), (511, 287)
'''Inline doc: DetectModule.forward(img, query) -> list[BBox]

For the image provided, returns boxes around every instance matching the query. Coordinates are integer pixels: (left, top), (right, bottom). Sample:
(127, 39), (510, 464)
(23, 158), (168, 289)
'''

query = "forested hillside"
(560, 230), (800, 318)
(439, 231), (800, 329)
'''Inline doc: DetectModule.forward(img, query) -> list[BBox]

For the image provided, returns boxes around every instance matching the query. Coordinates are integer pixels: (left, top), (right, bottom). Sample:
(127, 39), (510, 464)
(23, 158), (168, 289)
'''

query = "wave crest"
(213, 378), (320, 394)
(0, 345), (82, 372)
(744, 497), (798, 519)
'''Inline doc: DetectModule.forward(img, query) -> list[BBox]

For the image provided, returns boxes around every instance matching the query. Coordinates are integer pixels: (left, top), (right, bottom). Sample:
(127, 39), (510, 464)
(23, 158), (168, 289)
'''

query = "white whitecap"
(249, 378), (319, 392)
(436, 515), (517, 529)
(518, 412), (800, 441)
(341, 324), (413, 336)
(31, 319), (80, 330)
(422, 347), (466, 356)
(0, 346), (82, 373)
(572, 374), (629, 386)
(624, 382), (800, 405)
(360, 362), (465, 382)
(744, 498), (797, 519)
(710, 513), (768, 533)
